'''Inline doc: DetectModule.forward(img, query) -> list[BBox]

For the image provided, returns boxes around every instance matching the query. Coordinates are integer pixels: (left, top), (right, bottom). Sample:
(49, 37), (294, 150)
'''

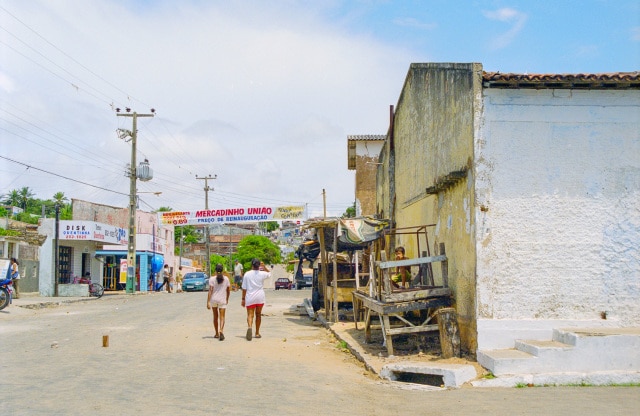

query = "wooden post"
(368, 253), (376, 298)
(318, 226), (328, 317)
(354, 250), (360, 291)
(102, 335), (109, 348)
(381, 252), (391, 295)
(437, 307), (460, 358)
(382, 314), (394, 356)
(332, 222), (339, 323)
(439, 243), (448, 288)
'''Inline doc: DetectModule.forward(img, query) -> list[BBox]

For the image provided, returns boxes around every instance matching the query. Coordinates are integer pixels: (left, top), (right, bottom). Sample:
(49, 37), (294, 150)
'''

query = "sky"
(1, 0), (638, 219)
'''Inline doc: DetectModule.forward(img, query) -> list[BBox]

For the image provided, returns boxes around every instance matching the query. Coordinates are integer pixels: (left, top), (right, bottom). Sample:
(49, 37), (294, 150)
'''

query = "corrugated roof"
(347, 135), (386, 141)
(482, 72), (640, 89)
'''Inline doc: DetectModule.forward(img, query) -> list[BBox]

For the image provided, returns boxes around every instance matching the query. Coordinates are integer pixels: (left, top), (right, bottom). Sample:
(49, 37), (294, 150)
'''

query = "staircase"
(477, 327), (640, 379)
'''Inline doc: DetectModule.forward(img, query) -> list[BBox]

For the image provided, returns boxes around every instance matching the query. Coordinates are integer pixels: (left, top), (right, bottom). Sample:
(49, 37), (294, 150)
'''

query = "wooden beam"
(387, 324), (439, 336)
(377, 255), (447, 269)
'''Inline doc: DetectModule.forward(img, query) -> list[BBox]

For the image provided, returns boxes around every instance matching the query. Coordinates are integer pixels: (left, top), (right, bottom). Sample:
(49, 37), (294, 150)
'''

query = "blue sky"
(1, 0), (638, 218)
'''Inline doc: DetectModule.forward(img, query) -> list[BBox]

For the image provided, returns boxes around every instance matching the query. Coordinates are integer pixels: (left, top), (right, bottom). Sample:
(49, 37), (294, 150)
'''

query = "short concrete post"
(437, 307), (460, 358)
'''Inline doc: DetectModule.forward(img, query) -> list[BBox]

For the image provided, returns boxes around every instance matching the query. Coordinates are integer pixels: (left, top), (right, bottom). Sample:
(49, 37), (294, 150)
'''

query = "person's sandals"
(219, 333), (225, 341)
(214, 334), (219, 339)
(254, 334), (262, 339)
(246, 327), (252, 341)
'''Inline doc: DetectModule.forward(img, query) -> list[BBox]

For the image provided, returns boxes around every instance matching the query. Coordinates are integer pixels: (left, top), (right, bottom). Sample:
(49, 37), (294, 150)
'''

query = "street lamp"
(136, 191), (162, 208)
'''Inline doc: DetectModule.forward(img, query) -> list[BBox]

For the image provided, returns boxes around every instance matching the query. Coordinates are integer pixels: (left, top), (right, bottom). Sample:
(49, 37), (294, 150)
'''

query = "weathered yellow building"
(376, 63), (640, 358)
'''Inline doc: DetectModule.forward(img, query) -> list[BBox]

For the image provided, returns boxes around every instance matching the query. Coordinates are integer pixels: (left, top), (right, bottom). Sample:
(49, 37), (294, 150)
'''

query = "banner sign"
(159, 206), (306, 225)
(59, 221), (128, 245)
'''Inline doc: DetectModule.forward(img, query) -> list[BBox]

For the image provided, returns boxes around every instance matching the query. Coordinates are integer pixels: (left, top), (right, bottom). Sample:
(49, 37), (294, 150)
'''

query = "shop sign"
(159, 205), (306, 225)
(59, 221), (128, 244)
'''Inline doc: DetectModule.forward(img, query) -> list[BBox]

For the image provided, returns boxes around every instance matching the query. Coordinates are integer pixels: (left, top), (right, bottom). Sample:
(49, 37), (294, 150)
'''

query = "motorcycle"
(0, 277), (13, 310)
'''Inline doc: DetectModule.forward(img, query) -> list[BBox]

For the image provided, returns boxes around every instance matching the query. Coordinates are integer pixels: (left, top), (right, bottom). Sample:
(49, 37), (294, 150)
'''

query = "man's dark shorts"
(234, 275), (243, 286)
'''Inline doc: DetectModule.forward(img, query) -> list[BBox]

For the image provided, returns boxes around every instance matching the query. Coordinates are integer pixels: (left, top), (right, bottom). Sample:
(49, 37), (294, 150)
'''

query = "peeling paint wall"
(392, 63), (482, 353)
(354, 140), (384, 216)
(475, 88), (640, 349)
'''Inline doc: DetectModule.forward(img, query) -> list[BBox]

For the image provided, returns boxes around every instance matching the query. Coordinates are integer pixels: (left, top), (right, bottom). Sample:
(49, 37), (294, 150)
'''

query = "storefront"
(94, 250), (164, 292)
(38, 219), (128, 296)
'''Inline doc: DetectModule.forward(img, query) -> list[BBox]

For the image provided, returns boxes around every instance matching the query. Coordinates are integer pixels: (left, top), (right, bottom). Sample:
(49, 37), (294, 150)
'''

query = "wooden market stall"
(299, 219), (459, 357)
(300, 217), (388, 322)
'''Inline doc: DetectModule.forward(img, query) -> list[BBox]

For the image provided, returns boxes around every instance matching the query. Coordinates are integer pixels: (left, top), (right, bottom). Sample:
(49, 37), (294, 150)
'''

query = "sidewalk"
(296, 298), (483, 388)
(9, 291), (143, 309)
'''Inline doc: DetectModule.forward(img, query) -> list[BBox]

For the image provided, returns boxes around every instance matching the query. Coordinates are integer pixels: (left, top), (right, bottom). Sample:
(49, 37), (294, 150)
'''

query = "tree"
(264, 221), (279, 232)
(18, 187), (35, 210)
(2, 189), (21, 207)
(342, 202), (356, 218)
(174, 225), (201, 255)
(209, 253), (231, 274)
(235, 235), (282, 270)
(52, 192), (68, 205)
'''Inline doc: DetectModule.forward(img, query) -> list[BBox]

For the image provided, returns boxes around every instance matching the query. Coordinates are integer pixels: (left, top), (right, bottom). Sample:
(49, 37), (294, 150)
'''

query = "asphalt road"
(2, 289), (638, 415)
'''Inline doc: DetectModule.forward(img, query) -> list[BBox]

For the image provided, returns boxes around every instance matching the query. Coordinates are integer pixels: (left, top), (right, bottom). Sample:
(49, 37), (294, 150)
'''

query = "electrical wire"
(0, 155), (129, 197)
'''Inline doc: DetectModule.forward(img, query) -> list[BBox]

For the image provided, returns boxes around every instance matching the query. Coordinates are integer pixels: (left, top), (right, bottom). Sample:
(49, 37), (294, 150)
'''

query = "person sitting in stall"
(391, 246), (411, 289)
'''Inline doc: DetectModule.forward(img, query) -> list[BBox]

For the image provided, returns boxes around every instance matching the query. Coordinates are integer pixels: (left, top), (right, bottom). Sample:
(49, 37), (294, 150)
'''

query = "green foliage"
(263, 221), (279, 232)
(2, 188), (72, 220)
(235, 235), (281, 270)
(284, 251), (295, 273)
(18, 187), (35, 210)
(175, 225), (200, 244)
(60, 205), (72, 220)
(2, 189), (21, 207)
(210, 253), (231, 273)
(0, 228), (21, 237)
(52, 192), (68, 204)
(157, 206), (173, 212)
(15, 212), (39, 224)
(342, 202), (356, 218)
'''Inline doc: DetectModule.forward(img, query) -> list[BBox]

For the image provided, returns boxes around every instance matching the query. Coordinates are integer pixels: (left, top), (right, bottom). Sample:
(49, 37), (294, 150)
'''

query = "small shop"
(94, 250), (164, 292)
(38, 219), (129, 296)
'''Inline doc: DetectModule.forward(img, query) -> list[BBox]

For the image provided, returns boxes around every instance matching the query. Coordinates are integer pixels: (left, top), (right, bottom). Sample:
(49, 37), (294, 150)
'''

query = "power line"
(0, 155), (129, 197)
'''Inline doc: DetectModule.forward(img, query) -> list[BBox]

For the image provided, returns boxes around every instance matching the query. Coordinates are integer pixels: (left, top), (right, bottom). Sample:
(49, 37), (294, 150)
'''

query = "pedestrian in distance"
(169, 267), (176, 293)
(158, 264), (172, 292)
(207, 264), (230, 341)
(176, 266), (183, 293)
(10, 258), (20, 299)
(241, 258), (270, 340)
(233, 260), (244, 291)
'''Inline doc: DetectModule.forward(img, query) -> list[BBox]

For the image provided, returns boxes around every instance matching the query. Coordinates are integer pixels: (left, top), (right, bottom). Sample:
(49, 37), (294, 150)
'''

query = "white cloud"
(0, 0), (409, 216)
(631, 27), (640, 42)
(482, 7), (528, 50)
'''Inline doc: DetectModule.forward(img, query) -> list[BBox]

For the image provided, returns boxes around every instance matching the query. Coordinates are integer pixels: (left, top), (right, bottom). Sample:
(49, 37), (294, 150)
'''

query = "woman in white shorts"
(207, 264), (230, 341)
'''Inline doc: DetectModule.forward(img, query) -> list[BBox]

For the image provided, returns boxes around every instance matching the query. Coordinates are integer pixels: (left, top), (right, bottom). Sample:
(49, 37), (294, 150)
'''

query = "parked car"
(275, 278), (292, 290)
(294, 271), (313, 289)
(182, 272), (209, 292)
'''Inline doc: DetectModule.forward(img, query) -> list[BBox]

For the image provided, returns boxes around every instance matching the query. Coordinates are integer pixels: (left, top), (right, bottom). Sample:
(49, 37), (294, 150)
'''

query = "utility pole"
(196, 174), (216, 277)
(117, 109), (155, 294)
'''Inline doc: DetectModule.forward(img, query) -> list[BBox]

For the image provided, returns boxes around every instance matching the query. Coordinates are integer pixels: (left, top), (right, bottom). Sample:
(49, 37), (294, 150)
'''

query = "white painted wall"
(475, 89), (640, 349)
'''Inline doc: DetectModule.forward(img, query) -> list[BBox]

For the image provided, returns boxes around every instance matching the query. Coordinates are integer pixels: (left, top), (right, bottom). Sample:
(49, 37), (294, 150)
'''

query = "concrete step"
(478, 327), (640, 376)
(514, 339), (574, 356)
(476, 348), (537, 376)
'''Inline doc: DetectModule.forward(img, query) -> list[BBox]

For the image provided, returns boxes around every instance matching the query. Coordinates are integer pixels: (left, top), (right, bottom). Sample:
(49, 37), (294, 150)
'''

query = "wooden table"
(352, 290), (451, 356)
